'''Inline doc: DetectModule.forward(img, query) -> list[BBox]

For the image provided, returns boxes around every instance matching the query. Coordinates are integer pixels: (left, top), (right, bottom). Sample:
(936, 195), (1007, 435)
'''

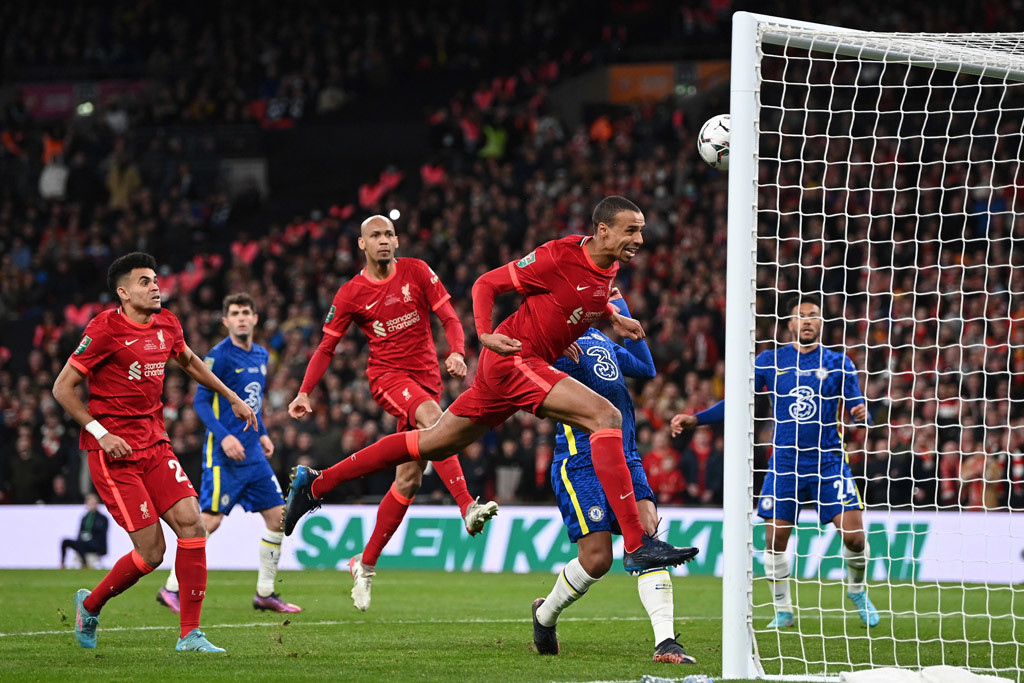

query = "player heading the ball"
(283, 196), (699, 575)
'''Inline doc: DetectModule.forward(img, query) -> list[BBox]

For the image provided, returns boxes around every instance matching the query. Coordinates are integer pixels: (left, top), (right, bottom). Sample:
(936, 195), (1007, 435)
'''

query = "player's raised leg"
(284, 410), (489, 535)
(540, 378), (697, 571)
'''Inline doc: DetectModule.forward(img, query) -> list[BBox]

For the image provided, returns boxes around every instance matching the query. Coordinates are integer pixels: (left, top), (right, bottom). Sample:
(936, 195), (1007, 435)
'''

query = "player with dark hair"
(52, 252), (258, 652)
(532, 290), (696, 664)
(671, 293), (879, 628)
(288, 214), (497, 610)
(284, 197), (698, 575)
(158, 292), (300, 615)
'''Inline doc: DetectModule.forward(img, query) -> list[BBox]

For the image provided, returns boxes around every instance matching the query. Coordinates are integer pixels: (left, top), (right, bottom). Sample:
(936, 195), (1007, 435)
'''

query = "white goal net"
(723, 12), (1024, 679)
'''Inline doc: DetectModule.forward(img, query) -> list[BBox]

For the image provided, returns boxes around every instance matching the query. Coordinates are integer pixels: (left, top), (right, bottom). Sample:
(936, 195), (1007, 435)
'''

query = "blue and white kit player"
(672, 293), (879, 629)
(158, 293), (301, 614)
(532, 291), (698, 665)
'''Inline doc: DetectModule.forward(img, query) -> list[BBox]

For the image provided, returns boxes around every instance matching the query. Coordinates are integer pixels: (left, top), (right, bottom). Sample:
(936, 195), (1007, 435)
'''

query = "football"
(697, 113), (730, 170)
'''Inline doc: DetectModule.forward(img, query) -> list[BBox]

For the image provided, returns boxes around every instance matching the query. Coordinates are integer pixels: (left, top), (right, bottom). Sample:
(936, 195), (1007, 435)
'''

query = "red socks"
(83, 549), (154, 613)
(175, 537), (207, 638)
(362, 483), (414, 566)
(590, 428), (644, 552)
(433, 455), (475, 516)
(312, 431), (419, 498)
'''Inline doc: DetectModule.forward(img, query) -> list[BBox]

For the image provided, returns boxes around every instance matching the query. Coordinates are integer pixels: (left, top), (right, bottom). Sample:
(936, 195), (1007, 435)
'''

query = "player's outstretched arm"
(608, 309), (645, 341)
(289, 332), (343, 418)
(52, 362), (132, 459)
(175, 345), (257, 431)
(670, 400), (725, 436)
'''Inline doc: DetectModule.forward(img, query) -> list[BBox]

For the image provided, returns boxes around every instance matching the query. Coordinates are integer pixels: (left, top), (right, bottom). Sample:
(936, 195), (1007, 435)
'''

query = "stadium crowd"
(2, 0), (1023, 514)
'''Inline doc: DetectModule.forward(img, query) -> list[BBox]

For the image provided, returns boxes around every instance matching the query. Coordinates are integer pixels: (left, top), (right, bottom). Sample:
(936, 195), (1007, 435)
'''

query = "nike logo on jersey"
(576, 285), (590, 291)
(125, 339), (139, 346)
(620, 491), (634, 500)
(776, 370), (790, 375)
(235, 368), (244, 373)
(365, 301), (378, 310)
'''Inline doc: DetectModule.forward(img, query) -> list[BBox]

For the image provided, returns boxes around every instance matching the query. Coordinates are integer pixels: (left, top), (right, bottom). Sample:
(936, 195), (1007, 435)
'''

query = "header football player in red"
(284, 197), (698, 574)
(288, 214), (497, 610)
(52, 252), (257, 653)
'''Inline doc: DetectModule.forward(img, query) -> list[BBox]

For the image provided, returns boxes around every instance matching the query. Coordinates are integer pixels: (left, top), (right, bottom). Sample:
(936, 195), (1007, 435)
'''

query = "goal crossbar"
(760, 23), (1024, 84)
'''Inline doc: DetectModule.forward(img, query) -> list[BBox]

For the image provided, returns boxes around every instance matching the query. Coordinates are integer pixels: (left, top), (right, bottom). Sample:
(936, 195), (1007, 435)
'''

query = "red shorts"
(369, 371), (441, 432)
(449, 350), (568, 427)
(88, 441), (197, 532)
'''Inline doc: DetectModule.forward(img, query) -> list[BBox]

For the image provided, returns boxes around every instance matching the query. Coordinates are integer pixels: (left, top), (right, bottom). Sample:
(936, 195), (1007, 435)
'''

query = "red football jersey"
(68, 307), (186, 453)
(322, 258), (452, 381)
(500, 235), (619, 362)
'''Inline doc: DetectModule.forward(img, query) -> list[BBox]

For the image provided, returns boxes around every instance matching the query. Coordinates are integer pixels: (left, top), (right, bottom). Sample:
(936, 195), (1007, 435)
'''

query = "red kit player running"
(52, 252), (258, 653)
(284, 197), (698, 574)
(288, 214), (498, 610)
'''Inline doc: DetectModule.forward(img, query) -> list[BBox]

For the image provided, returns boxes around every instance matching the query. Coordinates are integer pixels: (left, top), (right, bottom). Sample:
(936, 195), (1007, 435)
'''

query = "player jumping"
(288, 214), (498, 610)
(284, 196), (699, 574)
(52, 252), (258, 652)
(672, 293), (879, 629)
(158, 293), (301, 615)
(533, 291), (697, 664)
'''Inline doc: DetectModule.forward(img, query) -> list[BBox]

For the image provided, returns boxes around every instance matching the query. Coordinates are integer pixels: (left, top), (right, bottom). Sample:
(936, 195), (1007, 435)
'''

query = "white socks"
(536, 558), (599, 627)
(764, 550), (793, 613)
(637, 568), (675, 644)
(843, 543), (868, 594)
(166, 527), (284, 597)
(257, 529), (284, 598)
(164, 566), (179, 592)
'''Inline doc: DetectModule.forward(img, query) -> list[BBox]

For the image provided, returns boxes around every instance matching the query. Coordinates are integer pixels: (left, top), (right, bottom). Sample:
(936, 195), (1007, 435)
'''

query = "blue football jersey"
(553, 328), (655, 464)
(754, 344), (866, 459)
(194, 338), (270, 468)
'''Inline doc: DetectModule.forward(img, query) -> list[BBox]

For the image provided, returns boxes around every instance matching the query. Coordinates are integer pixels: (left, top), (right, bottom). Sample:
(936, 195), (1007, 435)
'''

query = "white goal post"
(723, 12), (1024, 679)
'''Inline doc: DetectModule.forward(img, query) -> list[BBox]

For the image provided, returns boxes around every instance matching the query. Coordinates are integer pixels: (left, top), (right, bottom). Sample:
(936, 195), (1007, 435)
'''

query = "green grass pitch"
(0, 569), (1020, 681)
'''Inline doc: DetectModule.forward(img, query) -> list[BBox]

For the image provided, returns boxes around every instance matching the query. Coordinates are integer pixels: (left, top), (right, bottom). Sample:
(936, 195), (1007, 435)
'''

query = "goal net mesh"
(749, 26), (1024, 677)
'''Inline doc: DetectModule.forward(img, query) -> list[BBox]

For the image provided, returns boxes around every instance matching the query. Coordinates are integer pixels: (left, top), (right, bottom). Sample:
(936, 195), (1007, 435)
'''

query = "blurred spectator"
(643, 431), (685, 505)
(680, 430), (723, 505)
(59, 493), (108, 569)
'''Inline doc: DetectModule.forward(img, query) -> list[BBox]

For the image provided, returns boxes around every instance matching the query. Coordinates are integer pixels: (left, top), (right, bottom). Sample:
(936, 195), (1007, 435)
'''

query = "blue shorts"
(757, 451), (862, 524)
(551, 456), (654, 543)
(200, 459), (285, 515)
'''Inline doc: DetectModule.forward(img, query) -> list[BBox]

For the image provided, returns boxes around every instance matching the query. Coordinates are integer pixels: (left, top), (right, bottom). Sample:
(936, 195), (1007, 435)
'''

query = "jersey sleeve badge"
(516, 251), (536, 268)
(74, 336), (92, 355)
(325, 305), (336, 323)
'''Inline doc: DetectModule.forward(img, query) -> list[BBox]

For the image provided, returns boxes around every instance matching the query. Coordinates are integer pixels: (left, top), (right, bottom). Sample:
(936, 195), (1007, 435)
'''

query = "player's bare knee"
(844, 533), (866, 553)
(593, 403), (622, 431)
(136, 537), (165, 568)
(178, 517), (206, 539)
(394, 468), (423, 498)
(414, 404), (443, 430)
(580, 549), (612, 578)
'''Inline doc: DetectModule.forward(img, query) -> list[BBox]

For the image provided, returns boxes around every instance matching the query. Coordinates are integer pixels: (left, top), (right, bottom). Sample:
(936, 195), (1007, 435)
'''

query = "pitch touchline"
(1, 611), (965, 639)
(0, 615), (699, 638)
